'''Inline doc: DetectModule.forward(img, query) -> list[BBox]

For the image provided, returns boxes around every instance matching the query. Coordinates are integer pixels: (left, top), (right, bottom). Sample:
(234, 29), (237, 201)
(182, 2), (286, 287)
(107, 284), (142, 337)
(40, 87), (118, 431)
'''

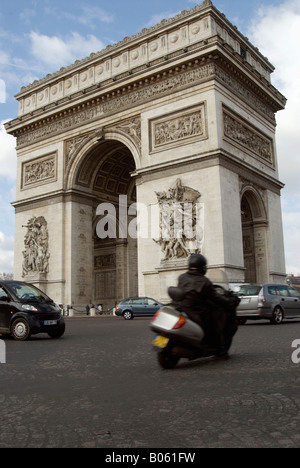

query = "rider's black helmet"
(188, 254), (207, 274)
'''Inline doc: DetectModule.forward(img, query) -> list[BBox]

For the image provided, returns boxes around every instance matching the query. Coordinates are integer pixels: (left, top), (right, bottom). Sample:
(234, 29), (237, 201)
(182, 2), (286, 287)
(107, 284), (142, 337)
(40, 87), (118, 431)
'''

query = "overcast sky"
(0, 0), (299, 274)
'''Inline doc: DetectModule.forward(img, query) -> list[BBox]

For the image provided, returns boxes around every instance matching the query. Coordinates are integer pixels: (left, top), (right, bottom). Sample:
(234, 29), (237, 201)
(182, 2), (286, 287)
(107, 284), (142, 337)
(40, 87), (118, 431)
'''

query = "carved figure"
(154, 110), (203, 147)
(116, 119), (141, 147)
(223, 112), (272, 162)
(22, 216), (50, 277)
(154, 179), (203, 261)
(23, 157), (55, 187)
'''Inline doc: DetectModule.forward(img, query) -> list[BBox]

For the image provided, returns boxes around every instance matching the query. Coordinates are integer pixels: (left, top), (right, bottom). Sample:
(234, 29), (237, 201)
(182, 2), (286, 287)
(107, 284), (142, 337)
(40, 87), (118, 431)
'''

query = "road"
(0, 316), (300, 448)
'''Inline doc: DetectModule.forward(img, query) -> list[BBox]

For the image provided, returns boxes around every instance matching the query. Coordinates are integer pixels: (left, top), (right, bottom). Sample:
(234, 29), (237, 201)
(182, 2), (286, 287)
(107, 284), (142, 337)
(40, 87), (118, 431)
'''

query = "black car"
(0, 280), (65, 341)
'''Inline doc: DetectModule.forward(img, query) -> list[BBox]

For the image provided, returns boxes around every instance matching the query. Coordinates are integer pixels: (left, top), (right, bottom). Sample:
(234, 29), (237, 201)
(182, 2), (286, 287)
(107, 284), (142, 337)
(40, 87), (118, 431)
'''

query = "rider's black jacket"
(176, 269), (238, 328)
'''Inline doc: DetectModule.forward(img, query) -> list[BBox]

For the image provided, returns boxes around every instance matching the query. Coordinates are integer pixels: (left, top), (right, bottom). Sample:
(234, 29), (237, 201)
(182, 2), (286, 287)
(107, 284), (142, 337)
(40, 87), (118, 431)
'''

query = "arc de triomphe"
(6, 0), (287, 309)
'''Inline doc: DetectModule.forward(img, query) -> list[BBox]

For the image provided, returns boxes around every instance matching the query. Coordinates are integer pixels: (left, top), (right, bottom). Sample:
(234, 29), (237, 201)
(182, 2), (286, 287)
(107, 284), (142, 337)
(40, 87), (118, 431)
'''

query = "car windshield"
(237, 285), (261, 296)
(7, 282), (53, 303)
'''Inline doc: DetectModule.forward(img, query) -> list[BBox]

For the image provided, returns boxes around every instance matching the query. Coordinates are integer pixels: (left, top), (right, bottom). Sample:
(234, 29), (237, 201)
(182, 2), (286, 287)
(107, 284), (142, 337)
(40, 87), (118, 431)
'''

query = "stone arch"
(66, 131), (139, 308)
(240, 185), (268, 283)
(240, 184), (267, 222)
(65, 128), (141, 191)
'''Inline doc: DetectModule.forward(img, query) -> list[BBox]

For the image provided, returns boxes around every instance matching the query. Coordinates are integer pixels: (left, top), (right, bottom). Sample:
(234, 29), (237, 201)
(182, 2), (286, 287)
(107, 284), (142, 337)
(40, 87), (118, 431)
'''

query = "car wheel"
(157, 349), (180, 369)
(123, 310), (133, 320)
(11, 318), (31, 341)
(48, 324), (65, 339)
(270, 307), (283, 324)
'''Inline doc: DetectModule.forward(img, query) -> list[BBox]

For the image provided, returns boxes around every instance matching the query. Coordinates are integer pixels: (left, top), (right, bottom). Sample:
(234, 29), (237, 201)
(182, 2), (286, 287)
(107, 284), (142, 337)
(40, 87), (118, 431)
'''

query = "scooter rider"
(174, 254), (239, 356)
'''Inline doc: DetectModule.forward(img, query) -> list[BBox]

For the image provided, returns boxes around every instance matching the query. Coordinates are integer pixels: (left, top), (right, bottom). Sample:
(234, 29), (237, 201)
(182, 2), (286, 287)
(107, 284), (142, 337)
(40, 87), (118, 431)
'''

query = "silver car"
(236, 283), (300, 324)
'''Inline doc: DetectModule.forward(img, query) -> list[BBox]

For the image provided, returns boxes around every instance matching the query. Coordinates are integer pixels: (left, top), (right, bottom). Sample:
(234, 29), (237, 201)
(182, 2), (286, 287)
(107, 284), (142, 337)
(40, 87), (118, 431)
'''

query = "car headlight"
(21, 304), (38, 312)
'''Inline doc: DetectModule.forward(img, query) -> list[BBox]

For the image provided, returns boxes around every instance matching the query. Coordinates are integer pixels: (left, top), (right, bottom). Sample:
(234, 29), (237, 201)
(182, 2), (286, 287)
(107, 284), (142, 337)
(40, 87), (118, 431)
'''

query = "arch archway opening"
(75, 139), (138, 310)
(241, 188), (268, 284)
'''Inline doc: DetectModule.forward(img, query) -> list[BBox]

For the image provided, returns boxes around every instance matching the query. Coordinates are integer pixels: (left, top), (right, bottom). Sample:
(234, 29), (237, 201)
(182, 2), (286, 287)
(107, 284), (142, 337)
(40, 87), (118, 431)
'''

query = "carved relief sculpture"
(22, 216), (50, 277)
(65, 135), (90, 168)
(223, 109), (273, 164)
(116, 118), (141, 149)
(22, 154), (56, 188)
(154, 179), (204, 261)
(151, 104), (207, 152)
(154, 110), (203, 146)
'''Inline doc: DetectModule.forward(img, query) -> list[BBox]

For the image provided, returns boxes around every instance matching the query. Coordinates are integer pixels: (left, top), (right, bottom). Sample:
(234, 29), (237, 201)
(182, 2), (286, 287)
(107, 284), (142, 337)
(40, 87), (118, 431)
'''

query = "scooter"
(150, 285), (239, 369)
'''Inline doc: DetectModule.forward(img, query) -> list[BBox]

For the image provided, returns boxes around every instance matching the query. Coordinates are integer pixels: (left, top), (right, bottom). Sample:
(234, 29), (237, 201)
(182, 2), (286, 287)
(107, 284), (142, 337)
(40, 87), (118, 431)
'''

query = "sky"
(0, 0), (299, 275)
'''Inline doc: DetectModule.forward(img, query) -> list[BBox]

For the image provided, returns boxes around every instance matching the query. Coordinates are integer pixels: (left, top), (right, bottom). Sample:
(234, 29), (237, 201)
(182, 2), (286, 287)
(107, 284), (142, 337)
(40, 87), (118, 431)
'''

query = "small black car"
(0, 280), (65, 341)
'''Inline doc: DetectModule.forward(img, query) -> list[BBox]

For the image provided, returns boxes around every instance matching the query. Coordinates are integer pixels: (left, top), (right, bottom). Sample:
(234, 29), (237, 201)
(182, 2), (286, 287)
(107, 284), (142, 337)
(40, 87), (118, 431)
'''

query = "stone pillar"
(69, 203), (94, 308)
(115, 241), (128, 302)
(253, 224), (269, 284)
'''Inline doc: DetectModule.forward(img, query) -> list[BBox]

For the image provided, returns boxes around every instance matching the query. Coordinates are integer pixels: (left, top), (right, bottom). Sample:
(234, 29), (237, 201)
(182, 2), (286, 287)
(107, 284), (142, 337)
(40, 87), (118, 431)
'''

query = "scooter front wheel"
(157, 349), (180, 369)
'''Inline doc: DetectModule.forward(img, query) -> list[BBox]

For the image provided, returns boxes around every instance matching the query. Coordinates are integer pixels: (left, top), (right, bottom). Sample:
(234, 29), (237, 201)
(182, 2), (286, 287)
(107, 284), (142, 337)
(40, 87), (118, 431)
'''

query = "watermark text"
(291, 339), (300, 364)
(0, 340), (6, 364)
(95, 196), (204, 242)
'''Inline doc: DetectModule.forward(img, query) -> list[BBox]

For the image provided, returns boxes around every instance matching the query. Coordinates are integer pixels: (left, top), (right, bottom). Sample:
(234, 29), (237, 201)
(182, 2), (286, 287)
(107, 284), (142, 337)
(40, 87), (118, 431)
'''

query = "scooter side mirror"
(168, 286), (185, 302)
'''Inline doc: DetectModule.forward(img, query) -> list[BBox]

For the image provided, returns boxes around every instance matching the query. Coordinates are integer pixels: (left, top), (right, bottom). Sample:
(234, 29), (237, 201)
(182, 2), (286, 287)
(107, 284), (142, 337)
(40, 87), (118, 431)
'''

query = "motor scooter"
(150, 285), (240, 369)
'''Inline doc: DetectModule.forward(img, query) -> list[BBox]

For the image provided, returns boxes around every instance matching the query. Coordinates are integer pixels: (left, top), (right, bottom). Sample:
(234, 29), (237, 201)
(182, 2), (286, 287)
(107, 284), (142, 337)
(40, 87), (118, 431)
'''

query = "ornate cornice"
(16, 2), (214, 96)
(11, 59), (216, 147)
(5, 0), (285, 128)
(8, 54), (282, 149)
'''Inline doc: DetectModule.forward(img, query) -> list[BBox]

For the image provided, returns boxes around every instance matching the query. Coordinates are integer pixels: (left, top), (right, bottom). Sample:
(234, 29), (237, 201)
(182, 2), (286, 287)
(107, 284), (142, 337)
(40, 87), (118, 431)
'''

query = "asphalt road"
(1, 316), (300, 448)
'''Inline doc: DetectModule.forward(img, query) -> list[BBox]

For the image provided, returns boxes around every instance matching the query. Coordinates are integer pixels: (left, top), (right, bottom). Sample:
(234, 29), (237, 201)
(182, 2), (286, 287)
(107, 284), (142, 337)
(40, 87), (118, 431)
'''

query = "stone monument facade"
(6, 0), (287, 307)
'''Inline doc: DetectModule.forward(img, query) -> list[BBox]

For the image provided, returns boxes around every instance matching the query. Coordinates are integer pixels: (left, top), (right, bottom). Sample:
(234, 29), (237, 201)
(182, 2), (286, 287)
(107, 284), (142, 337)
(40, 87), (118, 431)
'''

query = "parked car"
(236, 283), (300, 324)
(0, 280), (65, 340)
(228, 283), (249, 293)
(115, 297), (164, 320)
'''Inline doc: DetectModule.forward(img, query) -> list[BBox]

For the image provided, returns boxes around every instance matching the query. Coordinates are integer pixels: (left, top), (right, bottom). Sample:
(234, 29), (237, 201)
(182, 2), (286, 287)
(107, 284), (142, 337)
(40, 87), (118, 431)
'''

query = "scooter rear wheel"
(157, 349), (180, 369)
